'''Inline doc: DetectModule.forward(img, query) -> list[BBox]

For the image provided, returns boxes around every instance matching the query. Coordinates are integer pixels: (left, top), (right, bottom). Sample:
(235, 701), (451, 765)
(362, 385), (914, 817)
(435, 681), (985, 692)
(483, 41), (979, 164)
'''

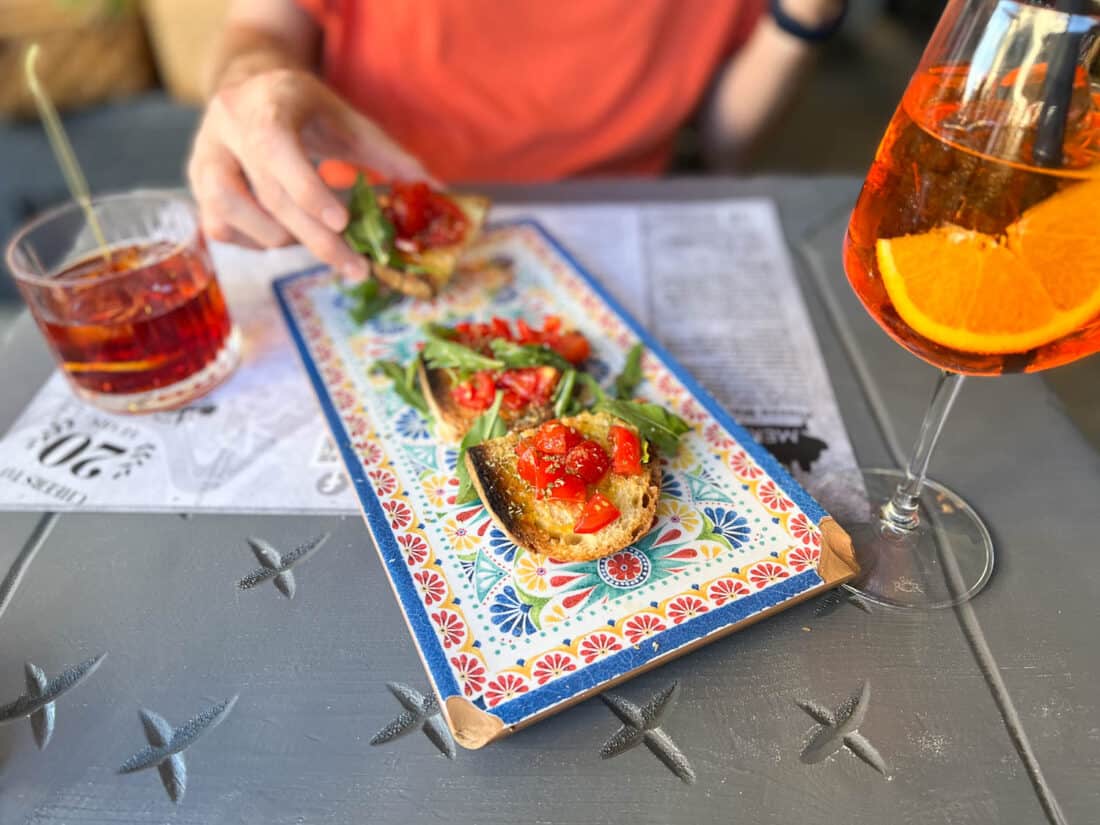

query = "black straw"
(1033, 0), (1089, 167)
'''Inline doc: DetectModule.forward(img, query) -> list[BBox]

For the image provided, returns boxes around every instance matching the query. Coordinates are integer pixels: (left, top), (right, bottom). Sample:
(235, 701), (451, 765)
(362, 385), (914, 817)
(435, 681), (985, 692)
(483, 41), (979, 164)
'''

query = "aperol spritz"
(834, 0), (1100, 607)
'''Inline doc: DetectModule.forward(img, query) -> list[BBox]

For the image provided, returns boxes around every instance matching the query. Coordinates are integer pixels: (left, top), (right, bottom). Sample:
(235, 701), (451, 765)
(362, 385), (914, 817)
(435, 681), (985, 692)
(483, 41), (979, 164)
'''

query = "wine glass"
(837, 0), (1100, 608)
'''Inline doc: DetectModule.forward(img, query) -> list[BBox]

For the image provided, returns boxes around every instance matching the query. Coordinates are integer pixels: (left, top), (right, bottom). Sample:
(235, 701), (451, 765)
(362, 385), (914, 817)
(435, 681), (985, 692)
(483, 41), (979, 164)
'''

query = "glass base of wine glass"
(815, 468), (994, 610)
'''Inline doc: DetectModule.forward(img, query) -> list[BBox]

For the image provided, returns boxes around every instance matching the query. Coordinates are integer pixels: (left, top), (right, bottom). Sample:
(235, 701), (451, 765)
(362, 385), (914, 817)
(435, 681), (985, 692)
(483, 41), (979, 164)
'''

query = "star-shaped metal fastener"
(797, 681), (889, 777)
(370, 683), (456, 759)
(118, 695), (238, 803)
(0, 653), (106, 750)
(599, 681), (696, 784)
(237, 533), (330, 599)
(814, 588), (872, 617)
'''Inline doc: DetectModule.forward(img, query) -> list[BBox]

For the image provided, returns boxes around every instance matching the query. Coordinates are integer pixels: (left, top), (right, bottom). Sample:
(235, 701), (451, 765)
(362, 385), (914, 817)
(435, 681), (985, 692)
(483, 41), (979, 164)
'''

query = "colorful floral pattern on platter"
(275, 222), (830, 721)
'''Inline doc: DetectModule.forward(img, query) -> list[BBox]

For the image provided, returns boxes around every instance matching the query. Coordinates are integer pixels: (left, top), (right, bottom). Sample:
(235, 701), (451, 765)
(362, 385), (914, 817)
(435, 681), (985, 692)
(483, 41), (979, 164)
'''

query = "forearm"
(205, 0), (320, 97)
(701, 1), (843, 169)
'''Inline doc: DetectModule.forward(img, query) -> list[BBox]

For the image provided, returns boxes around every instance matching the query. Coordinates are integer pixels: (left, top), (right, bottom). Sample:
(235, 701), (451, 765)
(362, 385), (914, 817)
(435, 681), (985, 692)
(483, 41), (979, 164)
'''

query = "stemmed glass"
(836, 0), (1100, 608)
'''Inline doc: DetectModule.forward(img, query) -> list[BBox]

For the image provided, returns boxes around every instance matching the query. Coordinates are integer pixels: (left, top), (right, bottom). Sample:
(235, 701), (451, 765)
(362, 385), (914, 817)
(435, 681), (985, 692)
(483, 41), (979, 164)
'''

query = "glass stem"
(881, 370), (965, 533)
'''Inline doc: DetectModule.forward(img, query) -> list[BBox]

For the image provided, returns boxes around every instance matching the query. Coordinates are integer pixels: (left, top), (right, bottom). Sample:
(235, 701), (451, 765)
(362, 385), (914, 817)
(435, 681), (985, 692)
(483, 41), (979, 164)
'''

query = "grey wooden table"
(1, 178), (1096, 825)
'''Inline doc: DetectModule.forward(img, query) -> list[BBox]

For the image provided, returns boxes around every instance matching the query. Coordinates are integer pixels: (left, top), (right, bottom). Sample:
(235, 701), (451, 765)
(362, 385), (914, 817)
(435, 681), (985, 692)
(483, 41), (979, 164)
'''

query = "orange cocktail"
(845, 64), (1100, 376)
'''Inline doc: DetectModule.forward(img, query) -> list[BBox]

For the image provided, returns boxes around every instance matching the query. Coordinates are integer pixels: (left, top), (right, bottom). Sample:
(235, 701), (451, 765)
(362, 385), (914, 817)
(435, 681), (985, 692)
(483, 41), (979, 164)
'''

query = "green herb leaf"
(489, 339), (572, 372)
(373, 358), (429, 416)
(576, 372), (606, 404)
(593, 398), (691, 454)
(422, 338), (503, 373)
(344, 175), (395, 266)
(552, 368), (576, 418)
(342, 278), (399, 325)
(455, 391), (507, 504)
(422, 323), (457, 341)
(613, 343), (644, 400)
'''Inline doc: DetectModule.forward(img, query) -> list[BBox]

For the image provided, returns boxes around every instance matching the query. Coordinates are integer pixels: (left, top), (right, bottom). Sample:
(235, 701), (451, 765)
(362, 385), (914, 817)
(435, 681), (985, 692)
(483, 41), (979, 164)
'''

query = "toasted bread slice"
(371, 194), (490, 299)
(465, 412), (661, 562)
(417, 359), (556, 442)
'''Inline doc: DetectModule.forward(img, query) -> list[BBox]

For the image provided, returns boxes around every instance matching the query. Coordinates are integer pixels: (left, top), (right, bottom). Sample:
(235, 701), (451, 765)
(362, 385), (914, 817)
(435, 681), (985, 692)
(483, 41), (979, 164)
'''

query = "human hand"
(775, 0), (846, 27)
(187, 68), (435, 280)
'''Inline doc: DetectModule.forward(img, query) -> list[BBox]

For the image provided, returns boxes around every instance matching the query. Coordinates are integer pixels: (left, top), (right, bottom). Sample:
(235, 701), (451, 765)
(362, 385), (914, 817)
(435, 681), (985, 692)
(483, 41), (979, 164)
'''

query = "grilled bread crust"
(465, 412), (661, 562)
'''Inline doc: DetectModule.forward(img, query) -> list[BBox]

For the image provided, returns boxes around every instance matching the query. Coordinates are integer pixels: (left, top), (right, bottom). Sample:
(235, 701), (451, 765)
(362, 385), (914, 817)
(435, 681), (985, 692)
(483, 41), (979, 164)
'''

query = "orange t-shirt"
(297, 0), (765, 182)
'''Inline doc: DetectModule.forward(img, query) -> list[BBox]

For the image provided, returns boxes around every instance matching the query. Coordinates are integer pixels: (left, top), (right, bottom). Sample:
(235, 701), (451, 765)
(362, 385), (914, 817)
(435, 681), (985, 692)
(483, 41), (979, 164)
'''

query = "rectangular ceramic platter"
(273, 220), (856, 748)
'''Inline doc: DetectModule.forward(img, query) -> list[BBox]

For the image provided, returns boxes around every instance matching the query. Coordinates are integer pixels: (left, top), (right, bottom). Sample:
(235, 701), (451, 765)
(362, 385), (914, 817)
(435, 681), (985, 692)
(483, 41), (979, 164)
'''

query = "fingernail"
(322, 206), (347, 232)
(342, 259), (367, 282)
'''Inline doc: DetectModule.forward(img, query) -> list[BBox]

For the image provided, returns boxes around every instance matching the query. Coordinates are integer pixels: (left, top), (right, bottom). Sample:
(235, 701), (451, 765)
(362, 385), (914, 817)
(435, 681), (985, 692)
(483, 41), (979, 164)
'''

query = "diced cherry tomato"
(548, 473), (587, 503)
(389, 181), (430, 237)
(474, 322), (492, 339)
(515, 439), (540, 486)
(533, 366), (559, 398)
(501, 390), (527, 411)
(386, 181), (468, 250)
(490, 317), (513, 341)
(573, 493), (620, 534)
(498, 368), (538, 399)
(525, 454), (563, 499)
(454, 321), (471, 337)
(609, 425), (643, 475)
(497, 367), (556, 406)
(564, 439), (611, 484)
(547, 331), (591, 365)
(451, 371), (495, 411)
(514, 439), (564, 498)
(534, 421), (582, 455)
(515, 318), (537, 344)
(543, 315), (562, 333)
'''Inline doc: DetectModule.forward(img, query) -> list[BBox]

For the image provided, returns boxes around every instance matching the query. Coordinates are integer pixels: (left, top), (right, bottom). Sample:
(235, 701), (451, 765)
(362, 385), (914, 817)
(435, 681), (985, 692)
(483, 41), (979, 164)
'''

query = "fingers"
(246, 128), (351, 231)
(188, 136), (294, 248)
(334, 105), (443, 188)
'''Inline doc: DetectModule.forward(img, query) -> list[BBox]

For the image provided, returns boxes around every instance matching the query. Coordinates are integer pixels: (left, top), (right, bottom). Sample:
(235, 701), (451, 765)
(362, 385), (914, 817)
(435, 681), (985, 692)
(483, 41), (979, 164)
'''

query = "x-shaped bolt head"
(118, 695), (239, 803)
(238, 533), (330, 599)
(797, 681), (889, 777)
(599, 681), (696, 784)
(370, 683), (456, 759)
(0, 654), (106, 750)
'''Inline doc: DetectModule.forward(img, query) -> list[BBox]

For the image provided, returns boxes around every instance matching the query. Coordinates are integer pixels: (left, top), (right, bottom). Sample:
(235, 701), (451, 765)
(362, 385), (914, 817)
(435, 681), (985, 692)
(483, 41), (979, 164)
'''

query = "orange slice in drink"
(877, 178), (1100, 354)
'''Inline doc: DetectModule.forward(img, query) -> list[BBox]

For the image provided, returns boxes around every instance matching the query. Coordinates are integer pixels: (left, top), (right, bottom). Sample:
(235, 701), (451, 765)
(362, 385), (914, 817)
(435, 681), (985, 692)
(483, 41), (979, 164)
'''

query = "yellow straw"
(23, 43), (111, 262)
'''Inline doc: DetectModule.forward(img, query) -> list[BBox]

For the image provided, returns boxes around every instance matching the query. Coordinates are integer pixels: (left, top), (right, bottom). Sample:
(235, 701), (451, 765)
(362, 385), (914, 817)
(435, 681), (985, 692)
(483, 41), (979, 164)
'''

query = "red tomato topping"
(574, 493), (621, 534)
(533, 421), (582, 455)
(547, 473), (587, 503)
(515, 438), (540, 486)
(609, 425), (643, 475)
(451, 371), (496, 411)
(546, 331), (590, 365)
(490, 317), (513, 341)
(543, 315), (562, 333)
(515, 318), (537, 344)
(564, 439), (611, 484)
(514, 438), (563, 499)
(386, 182), (468, 250)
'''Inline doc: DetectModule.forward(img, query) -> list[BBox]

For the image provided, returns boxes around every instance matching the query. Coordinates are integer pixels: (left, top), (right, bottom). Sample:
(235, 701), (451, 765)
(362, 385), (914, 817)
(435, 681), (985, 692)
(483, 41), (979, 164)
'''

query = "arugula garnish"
(341, 278), (399, 325)
(576, 372), (606, 404)
(593, 397), (691, 454)
(422, 322), (457, 341)
(489, 339), (572, 372)
(454, 391), (507, 504)
(422, 337), (504, 373)
(613, 343), (644, 400)
(373, 358), (429, 416)
(344, 175), (395, 267)
(552, 368), (577, 418)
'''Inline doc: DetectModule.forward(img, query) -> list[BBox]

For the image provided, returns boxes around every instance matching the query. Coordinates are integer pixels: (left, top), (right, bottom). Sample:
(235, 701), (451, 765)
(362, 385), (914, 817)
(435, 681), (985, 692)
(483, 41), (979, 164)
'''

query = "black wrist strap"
(769, 0), (847, 43)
